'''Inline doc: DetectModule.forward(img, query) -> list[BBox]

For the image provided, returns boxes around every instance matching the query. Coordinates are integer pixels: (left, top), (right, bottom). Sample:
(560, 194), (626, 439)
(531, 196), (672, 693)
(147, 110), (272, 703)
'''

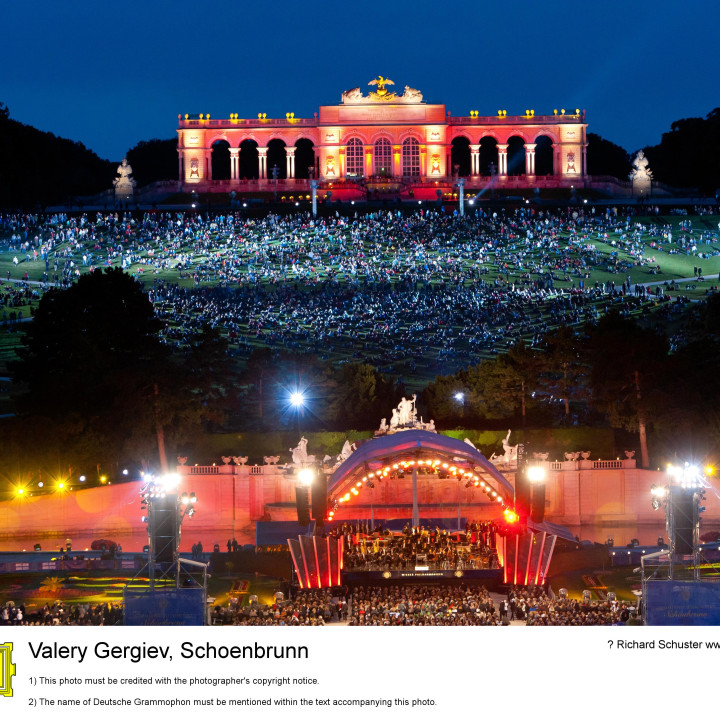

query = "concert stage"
(342, 568), (503, 589)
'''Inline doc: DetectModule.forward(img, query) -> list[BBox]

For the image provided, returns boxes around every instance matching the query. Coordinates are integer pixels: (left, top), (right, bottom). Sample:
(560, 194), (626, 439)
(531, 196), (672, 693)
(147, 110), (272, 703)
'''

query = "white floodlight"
(297, 468), (314, 486)
(527, 465), (546, 483)
(158, 473), (181, 490)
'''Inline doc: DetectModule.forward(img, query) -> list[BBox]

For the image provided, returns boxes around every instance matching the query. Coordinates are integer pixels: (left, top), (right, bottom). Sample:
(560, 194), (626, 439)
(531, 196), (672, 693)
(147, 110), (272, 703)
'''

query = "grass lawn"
(547, 566), (641, 602)
(0, 568), (283, 612)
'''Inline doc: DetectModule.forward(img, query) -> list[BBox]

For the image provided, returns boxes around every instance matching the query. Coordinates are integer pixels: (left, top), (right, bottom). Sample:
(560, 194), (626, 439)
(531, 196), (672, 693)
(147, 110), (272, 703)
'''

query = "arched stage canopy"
(328, 429), (515, 511)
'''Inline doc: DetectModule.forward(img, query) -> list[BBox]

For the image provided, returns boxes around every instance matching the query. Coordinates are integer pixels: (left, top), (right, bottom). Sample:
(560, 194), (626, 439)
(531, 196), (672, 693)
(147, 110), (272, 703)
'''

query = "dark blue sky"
(2, 1), (718, 161)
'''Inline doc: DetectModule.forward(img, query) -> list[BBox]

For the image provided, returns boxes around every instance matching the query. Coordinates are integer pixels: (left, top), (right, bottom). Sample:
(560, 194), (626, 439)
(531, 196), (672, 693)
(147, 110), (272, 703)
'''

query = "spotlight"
(290, 391), (305, 407)
(159, 473), (181, 490)
(527, 465), (546, 483)
(297, 468), (314, 486)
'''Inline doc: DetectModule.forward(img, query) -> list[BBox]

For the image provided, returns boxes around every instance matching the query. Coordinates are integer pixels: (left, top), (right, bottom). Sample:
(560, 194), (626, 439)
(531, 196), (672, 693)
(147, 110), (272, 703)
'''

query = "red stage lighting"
(503, 509), (519, 524)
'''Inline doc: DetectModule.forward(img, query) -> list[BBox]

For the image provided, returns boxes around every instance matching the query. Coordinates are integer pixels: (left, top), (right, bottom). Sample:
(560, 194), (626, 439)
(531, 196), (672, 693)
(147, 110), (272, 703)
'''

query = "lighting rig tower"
(650, 463), (707, 580)
(138, 473), (198, 587)
(514, 443), (547, 527)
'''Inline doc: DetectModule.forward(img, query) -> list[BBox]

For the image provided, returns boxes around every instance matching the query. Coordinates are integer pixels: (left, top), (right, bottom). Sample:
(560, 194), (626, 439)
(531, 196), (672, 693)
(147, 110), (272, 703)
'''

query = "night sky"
(2, 1), (718, 162)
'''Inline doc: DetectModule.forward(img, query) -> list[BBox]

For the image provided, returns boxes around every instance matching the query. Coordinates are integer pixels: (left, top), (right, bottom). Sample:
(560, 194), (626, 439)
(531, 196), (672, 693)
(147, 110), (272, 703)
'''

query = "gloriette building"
(177, 77), (588, 198)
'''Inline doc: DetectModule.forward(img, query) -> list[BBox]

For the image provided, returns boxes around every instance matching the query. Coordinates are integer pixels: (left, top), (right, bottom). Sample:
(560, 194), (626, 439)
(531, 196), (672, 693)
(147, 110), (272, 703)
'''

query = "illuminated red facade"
(177, 78), (588, 194)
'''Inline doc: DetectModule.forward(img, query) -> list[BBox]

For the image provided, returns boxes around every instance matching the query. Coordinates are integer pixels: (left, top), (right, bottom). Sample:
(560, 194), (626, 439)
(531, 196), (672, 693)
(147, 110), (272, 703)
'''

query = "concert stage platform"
(342, 568), (503, 589)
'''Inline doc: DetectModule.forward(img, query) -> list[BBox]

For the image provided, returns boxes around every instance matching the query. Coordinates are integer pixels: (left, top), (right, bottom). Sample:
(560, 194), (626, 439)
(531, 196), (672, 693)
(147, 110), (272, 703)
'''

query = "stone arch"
(211, 139), (231, 181)
(239, 138), (259, 179)
(340, 131), (369, 145)
(398, 129), (424, 144)
(507, 135), (526, 176)
(294, 138), (315, 180)
(207, 133), (230, 147)
(534, 134), (554, 176)
(327, 429), (515, 508)
(451, 136), (471, 177)
(231, 133), (256, 147)
(479, 136), (499, 176)
(532, 128), (559, 145)
(267, 138), (287, 179)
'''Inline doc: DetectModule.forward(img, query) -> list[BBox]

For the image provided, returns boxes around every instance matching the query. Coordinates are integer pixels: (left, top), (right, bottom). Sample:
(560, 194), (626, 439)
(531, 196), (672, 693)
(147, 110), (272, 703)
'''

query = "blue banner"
(124, 588), (205, 626)
(645, 581), (720, 625)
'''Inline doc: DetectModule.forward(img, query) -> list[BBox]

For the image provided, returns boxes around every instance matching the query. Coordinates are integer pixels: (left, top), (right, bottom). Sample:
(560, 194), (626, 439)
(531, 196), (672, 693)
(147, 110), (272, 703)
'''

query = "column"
(178, 150), (184, 182)
(582, 143), (588, 178)
(497, 144), (508, 177)
(393, 145), (401, 178)
(257, 147), (268, 179)
(285, 146), (296, 179)
(412, 468), (419, 528)
(552, 144), (560, 176)
(469, 144), (480, 176)
(229, 148), (240, 181)
(525, 143), (536, 177)
(365, 145), (373, 176)
(205, 151), (212, 181)
(338, 148), (346, 177)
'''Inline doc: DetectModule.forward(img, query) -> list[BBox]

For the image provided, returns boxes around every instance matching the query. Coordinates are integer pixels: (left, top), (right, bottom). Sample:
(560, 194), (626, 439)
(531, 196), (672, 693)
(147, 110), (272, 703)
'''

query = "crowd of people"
(2, 205), (717, 374)
(0, 600), (123, 626)
(0, 583), (637, 627)
(207, 582), (637, 627)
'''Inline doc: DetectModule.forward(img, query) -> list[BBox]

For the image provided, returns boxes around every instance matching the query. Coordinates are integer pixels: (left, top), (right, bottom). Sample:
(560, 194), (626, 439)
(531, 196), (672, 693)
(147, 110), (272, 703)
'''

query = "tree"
(464, 358), (520, 420)
(330, 363), (393, 429)
(587, 132), (631, 179)
(586, 312), (668, 467)
(0, 110), (114, 208)
(423, 373), (469, 423)
(11, 268), (230, 470)
(643, 107), (720, 193)
(504, 340), (542, 426)
(540, 326), (589, 422)
(126, 138), (178, 186)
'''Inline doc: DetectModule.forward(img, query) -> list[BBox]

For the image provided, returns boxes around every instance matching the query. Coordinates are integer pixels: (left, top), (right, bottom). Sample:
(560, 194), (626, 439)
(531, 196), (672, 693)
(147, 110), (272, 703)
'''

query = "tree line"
(422, 298), (720, 467)
(3, 268), (719, 480)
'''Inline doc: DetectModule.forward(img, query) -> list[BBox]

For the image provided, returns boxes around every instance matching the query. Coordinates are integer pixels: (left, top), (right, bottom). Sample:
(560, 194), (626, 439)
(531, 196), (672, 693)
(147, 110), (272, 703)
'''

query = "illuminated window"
(374, 138), (392, 177)
(402, 137), (420, 177)
(346, 138), (364, 178)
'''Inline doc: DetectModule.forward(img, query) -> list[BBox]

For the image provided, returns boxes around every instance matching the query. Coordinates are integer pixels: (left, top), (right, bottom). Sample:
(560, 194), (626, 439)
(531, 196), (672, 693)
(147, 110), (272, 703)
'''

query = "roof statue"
(368, 75), (396, 100)
(341, 78), (423, 105)
(341, 86), (364, 103)
(402, 85), (423, 102)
